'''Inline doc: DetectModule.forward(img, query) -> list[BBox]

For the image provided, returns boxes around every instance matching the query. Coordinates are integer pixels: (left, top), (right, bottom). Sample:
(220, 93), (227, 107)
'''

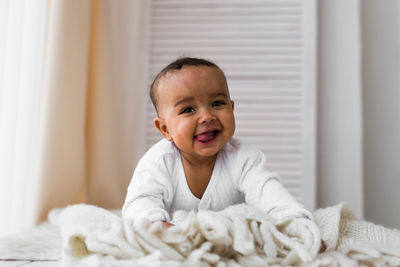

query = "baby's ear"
(154, 117), (172, 141)
(230, 100), (235, 111)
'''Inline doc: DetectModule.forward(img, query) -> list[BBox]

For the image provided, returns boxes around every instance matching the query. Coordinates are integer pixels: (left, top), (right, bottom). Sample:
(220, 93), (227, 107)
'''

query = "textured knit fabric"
(122, 138), (312, 224)
(311, 203), (400, 266)
(59, 203), (400, 266)
(61, 203), (321, 267)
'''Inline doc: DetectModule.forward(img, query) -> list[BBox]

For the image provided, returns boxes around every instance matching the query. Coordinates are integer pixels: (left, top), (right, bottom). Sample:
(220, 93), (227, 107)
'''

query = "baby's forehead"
(160, 66), (227, 93)
(163, 64), (223, 81)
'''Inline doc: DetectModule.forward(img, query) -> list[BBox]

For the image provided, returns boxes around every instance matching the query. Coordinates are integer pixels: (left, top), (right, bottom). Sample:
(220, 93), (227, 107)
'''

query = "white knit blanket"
(57, 203), (400, 266)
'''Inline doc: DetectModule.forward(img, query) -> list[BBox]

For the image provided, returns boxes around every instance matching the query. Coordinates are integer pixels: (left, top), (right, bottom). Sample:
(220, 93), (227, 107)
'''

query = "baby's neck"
(180, 152), (217, 199)
(180, 152), (217, 168)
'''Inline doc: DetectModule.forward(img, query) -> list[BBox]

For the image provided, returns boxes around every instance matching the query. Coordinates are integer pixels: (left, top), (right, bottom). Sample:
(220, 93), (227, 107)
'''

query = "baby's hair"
(150, 57), (226, 114)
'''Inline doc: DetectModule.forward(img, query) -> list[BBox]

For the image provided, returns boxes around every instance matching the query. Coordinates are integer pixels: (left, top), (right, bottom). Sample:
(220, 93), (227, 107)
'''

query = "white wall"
(362, 0), (400, 229)
(318, 0), (400, 229)
(317, 0), (364, 217)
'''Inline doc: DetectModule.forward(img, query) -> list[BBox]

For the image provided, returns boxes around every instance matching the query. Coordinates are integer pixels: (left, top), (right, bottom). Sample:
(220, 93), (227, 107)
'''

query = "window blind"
(145, 0), (316, 209)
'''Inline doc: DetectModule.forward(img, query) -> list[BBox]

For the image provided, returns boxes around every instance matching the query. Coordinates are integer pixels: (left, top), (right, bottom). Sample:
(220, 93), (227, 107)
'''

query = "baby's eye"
(180, 107), (195, 114)
(212, 101), (225, 107)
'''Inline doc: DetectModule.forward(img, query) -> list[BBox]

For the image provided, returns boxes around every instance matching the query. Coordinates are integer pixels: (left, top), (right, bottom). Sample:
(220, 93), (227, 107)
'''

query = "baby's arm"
(122, 158), (173, 223)
(236, 148), (323, 257)
(236, 148), (312, 222)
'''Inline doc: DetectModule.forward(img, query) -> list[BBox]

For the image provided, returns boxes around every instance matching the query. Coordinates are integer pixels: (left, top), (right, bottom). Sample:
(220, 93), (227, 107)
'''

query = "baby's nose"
(199, 108), (215, 124)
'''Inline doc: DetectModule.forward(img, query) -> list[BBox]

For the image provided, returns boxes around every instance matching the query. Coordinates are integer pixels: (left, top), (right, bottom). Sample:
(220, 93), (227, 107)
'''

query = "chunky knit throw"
(310, 203), (400, 266)
(58, 203), (400, 266)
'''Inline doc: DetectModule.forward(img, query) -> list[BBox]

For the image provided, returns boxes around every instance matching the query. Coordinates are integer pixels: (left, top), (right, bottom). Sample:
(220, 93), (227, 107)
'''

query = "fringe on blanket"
(60, 204), (319, 267)
(59, 203), (400, 267)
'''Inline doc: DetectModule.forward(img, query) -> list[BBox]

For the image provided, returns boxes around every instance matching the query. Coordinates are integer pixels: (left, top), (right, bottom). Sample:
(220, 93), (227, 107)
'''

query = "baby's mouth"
(195, 129), (220, 143)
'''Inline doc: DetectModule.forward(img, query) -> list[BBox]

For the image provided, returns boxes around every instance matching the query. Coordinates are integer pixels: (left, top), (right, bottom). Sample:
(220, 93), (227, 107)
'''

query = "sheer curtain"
(0, 0), (48, 236)
(0, 0), (147, 236)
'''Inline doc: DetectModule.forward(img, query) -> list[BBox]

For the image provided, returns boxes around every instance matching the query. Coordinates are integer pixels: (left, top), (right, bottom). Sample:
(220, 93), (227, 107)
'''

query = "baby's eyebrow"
(174, 96), (195, 107)
(211, 92), (229, 98)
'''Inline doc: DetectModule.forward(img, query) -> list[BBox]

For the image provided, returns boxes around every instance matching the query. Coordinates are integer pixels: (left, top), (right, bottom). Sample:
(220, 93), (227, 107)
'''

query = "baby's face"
(154, 66), (235, 160)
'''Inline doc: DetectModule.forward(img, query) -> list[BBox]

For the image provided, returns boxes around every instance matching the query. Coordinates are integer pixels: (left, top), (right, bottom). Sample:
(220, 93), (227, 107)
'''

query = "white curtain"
(0, 0), (147, 236)
(317, 0), (400, 229)
(0, 0), (48, 236)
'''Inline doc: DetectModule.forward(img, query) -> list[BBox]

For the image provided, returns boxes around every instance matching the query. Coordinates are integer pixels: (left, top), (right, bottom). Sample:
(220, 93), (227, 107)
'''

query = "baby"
(122, 57), (313, 229)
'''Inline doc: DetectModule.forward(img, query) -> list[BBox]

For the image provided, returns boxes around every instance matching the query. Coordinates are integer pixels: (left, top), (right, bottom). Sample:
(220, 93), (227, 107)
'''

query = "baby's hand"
(162, 221), (174, 230)
(280, 218), (321, 260)
(319, 240), (327, 252)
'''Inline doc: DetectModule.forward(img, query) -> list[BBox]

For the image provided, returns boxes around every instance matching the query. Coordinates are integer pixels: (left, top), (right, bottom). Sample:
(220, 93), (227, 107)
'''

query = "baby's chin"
(193, 139), (231, 156)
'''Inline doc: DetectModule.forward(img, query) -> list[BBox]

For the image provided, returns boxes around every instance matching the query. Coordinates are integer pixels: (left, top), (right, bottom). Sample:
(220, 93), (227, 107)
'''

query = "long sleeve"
(122, 157), (174, 223)
(234, 146), (312, 222)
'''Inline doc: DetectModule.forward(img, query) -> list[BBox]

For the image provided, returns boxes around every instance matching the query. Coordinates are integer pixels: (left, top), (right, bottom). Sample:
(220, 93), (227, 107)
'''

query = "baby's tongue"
(196, 131), (216, 142)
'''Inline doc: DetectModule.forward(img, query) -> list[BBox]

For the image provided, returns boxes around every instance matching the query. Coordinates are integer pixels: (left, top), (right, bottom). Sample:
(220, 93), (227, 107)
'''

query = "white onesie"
(122, 138), (311, 223)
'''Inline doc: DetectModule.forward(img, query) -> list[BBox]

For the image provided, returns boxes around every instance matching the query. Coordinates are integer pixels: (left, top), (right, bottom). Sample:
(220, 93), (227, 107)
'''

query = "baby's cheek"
(225, 113), (236, 131)
(174, 120), (195, 139)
